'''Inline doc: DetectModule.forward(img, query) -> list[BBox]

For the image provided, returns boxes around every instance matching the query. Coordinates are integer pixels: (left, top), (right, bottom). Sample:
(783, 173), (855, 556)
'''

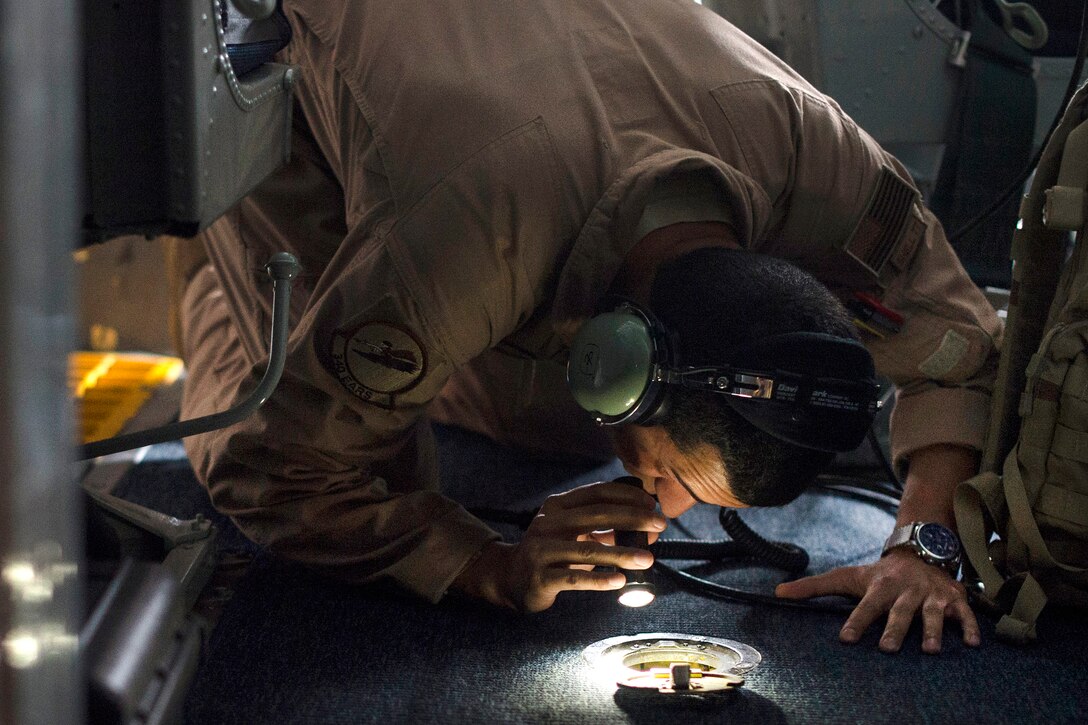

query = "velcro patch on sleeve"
(844, 166), (921, 281)
(890, 206), (925, 272)
(918, 329), (970, 379)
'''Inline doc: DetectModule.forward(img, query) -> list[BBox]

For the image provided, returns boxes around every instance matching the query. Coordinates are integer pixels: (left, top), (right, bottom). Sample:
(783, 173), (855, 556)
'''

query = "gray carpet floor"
(112, 426), (1088, 724)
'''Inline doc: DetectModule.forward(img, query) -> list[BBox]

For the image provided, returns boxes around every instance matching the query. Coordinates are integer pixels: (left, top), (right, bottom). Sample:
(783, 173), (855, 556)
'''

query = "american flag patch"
(845, 167), (921, 280)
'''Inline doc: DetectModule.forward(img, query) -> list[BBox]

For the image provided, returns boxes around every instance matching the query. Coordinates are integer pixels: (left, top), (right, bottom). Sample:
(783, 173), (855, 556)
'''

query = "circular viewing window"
(582, 633), (761, 691)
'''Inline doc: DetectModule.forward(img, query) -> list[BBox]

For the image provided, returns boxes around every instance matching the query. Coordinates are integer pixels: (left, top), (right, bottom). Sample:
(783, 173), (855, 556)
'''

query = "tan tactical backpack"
(955, 82), (1088, 645)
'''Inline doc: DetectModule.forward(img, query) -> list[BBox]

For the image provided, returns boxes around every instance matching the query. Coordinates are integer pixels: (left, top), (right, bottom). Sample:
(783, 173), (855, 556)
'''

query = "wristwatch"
(881, 522), (962, 573)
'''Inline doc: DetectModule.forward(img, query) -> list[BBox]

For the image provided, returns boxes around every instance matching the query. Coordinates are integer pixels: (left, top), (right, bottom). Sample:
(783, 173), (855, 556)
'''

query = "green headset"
(566, 298), (882, 453)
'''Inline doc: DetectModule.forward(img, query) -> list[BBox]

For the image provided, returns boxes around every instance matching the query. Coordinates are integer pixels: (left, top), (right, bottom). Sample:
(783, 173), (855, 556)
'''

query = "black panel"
(83, 0), (171, 242)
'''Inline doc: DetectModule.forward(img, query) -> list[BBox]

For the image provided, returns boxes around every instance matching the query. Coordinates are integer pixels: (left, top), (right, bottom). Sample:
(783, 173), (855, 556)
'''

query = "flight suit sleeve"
(725, 83), (1003, 468)
(865, 203), (1002, 468)
(787, 91), (1003, 468)
(186, 208), (500, 607)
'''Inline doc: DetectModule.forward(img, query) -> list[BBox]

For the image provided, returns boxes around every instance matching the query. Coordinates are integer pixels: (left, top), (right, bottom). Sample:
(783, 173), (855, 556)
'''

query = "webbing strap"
(1048, 116), (1088, 320)
(1004, 444), (1088, 574)
(1051, 422), (1088, 464)
(1074, 271), (1088, 311)
(954, 471), (1009, 599)
(1035, 482), (1088, 531)
(996, 574), (1048, 644)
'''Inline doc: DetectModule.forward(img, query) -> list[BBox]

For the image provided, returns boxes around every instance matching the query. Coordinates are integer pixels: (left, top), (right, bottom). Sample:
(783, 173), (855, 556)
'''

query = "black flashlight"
(614, 475), (656, 607)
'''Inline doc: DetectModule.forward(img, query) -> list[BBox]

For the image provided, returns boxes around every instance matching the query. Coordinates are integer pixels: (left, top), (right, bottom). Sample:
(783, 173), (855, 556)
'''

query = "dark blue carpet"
(113, 427), (1088, 724)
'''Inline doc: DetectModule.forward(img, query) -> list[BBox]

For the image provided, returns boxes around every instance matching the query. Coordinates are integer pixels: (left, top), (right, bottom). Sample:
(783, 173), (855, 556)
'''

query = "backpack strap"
(1044, 107), (1088, 323)
(995, 572), (1048, 644)
(996, 441), (1088, 644)
(1004, 442), (1088, 574)
(956, 463), (1055, 645)
(954, 471), (1010, 600)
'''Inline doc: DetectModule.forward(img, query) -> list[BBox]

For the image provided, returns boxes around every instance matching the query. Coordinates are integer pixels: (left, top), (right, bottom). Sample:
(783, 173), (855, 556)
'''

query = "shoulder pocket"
(709, 79), (798, 206)
(389, 118), (567, 364)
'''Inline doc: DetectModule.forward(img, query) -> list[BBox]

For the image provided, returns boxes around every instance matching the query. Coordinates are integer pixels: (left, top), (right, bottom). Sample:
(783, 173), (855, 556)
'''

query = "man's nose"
(626, 470), (656, 496)
(656, 477), (697, 518)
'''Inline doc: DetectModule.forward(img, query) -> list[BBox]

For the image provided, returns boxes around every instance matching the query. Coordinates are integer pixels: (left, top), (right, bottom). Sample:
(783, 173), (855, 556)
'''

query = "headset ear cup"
(567, 312), (653, 423)
(634, 382), (672, 426)
(567, 301), (673, 425)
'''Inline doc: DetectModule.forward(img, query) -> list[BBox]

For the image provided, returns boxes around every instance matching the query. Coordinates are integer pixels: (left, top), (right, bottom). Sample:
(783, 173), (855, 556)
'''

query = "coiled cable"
(648, 539), (745, 560)
(717, 507), (809, 573)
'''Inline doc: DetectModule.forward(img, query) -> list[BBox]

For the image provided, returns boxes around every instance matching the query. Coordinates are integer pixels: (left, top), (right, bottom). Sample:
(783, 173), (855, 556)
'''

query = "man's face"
(609, 425), (747, 518)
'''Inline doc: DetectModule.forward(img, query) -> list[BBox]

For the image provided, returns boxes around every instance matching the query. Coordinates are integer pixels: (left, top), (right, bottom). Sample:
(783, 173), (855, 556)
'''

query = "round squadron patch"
(329, 322), (426, 407)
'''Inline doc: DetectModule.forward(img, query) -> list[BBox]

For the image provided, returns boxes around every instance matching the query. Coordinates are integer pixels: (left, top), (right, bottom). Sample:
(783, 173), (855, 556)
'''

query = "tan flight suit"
(182, 0), (1003, 602)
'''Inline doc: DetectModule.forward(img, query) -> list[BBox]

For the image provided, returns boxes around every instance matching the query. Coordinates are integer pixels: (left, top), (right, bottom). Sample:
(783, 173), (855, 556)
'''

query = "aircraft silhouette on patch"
(352, 340), (420, 374)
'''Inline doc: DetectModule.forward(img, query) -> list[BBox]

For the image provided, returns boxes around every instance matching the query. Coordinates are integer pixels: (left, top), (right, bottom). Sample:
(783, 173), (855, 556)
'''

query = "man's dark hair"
(648, 246), (859, 507)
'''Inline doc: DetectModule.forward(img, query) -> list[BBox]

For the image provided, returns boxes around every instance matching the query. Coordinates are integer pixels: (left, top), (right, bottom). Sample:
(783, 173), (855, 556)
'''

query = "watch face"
(916, 523), (960, 561)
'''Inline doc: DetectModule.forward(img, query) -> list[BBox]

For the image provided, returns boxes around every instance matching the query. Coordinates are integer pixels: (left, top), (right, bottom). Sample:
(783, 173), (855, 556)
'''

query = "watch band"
(882, 523), (917, 556)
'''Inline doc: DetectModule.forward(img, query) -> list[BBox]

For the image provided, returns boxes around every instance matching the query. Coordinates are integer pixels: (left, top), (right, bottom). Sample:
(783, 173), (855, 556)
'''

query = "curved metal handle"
(79, 253), (301, 460)
(995, 0), (1049, 51)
